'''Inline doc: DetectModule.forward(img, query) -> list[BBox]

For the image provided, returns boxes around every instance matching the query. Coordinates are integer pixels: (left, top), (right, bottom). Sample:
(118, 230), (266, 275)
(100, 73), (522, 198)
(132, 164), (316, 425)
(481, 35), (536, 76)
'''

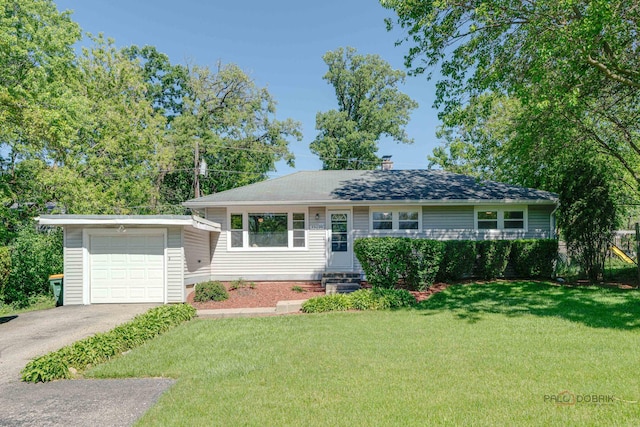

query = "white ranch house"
(39, 169), (558, 305)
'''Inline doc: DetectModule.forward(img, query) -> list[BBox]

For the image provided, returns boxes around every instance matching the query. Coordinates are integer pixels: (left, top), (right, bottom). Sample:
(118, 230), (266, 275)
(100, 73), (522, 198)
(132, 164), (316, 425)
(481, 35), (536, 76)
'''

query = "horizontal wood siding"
(63, 226), (84, 305)
(183, 227), (212, 285)
(423, 206), (474, 229)
(206, 207), (326, 280)
(166, 227), (184, 303)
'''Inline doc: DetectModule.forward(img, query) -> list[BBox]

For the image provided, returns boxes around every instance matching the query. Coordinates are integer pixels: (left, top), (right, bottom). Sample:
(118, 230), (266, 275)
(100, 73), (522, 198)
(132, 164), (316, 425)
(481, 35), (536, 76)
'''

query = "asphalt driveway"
(0, 304), (175, 426)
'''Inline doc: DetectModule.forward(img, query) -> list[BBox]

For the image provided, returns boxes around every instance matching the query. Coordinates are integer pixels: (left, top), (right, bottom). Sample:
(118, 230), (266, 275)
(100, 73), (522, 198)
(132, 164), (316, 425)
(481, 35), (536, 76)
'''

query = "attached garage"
(37, 215), (220, 305)
(89, 231), (165, 303)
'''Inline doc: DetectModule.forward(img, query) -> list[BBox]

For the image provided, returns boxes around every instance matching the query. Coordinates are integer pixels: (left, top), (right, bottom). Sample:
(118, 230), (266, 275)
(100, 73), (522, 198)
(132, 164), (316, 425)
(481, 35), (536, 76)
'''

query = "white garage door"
(90, 233), (165, 303)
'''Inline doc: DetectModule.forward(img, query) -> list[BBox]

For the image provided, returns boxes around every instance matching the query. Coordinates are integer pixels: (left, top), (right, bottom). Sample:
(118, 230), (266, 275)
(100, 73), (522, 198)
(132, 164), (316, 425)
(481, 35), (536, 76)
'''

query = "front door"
(327, 210), (352, 270)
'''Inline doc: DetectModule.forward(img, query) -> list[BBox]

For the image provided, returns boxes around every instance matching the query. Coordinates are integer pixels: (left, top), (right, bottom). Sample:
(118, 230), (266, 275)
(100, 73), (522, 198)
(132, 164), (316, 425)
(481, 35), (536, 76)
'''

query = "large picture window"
(249, 213), (288, 247)
(228, 211), (307, 249)
(475, 207), (527, 231)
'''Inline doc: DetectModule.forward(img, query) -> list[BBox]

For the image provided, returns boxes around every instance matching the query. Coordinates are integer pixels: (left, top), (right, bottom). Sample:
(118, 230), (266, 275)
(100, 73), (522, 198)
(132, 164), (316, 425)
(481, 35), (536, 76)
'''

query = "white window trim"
(474, 206), (528, 231)
(227, 207), (309, 251)
(369, 206), (422, 232)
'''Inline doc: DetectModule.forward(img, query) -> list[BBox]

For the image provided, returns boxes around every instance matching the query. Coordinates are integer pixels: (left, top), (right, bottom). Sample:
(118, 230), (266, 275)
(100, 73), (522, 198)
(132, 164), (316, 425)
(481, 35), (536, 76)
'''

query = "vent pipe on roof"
(381, 155), (393, 171)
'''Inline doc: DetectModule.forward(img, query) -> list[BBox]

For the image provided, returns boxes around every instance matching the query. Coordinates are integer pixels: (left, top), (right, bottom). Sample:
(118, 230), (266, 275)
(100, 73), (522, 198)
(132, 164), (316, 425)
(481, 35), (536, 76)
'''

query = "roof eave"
(183, 198), (558, 208)
(37, 215), (221, 233)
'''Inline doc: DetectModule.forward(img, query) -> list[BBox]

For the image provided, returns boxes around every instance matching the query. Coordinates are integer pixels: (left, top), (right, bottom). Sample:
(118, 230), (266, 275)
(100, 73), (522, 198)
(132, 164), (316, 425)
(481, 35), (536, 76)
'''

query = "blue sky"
(54, 0), (442, 176)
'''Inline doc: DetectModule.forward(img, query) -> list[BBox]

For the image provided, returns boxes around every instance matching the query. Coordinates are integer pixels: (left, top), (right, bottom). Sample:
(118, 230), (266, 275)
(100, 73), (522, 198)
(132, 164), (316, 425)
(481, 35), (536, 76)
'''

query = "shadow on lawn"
(415, 281), (640, 330)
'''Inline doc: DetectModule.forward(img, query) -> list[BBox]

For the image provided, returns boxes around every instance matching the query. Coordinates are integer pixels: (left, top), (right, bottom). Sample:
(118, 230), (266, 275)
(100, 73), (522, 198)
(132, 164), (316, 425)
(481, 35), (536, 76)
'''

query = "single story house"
(39, 169), (557, 305)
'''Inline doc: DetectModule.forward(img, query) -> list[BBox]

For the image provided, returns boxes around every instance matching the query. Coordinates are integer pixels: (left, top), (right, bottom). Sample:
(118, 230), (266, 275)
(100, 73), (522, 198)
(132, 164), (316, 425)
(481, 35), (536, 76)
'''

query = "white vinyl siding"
(423, 206), (475, 229)
(183, 227), (211, 285)
(63, 227), (84, 305)
(166, 227), (184, 303)
(527, 205), (554, 236)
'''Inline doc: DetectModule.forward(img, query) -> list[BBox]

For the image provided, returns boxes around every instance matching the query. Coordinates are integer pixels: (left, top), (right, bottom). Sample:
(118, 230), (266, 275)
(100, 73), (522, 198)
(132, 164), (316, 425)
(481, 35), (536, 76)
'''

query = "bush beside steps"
(302, 288), (416, 313)
(21, 304), (197, 383)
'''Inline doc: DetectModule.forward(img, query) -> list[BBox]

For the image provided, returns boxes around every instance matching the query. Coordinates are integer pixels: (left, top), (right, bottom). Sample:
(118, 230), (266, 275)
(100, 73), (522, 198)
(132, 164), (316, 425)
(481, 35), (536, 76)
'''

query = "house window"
(398, 211), (419, 230)
(228, 211), (307, 249)
(372, 211), (393, 230)
(475, 208), (527, 230)
(370, 208), (421, 231)
(504, 211), (524, 229)
(230, 214), (243, 247)
(249, 213), (288, 247)
(477, 211), (498, 229)
(293, 213), (305, 248)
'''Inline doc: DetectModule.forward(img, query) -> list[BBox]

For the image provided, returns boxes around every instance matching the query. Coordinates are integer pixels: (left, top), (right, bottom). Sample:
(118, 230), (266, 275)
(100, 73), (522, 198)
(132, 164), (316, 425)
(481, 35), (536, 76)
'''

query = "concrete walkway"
(197, 299), (307, 318)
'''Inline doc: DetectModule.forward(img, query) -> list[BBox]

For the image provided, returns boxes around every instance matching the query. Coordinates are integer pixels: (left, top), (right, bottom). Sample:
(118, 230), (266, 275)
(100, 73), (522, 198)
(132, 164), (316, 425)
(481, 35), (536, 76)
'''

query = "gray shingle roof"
(183, 170), (558, 207)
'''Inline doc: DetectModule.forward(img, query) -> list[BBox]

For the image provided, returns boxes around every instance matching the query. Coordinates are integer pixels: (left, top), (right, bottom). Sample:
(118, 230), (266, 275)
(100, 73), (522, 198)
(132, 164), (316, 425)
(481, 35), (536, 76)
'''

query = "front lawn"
(89, 281), (640, 426)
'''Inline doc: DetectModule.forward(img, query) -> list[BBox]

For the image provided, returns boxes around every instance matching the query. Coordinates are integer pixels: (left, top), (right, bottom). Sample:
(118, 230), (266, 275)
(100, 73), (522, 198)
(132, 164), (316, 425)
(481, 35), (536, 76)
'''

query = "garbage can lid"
(49, 274), (64, 280)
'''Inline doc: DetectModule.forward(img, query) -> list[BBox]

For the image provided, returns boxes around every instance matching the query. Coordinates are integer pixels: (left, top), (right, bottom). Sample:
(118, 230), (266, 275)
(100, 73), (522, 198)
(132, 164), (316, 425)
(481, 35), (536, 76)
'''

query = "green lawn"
(89, 281), (640, 426)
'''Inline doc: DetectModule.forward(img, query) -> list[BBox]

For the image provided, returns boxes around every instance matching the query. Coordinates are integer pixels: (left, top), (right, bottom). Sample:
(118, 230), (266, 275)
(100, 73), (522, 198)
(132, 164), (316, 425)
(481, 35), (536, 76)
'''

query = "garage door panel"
(90, 233), (165, 304)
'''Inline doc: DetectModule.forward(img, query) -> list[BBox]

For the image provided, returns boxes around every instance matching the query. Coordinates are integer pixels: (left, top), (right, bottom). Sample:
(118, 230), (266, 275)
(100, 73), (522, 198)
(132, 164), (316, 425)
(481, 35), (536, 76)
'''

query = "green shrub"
(301, 294), (352, 313)
(301, 289), (416, 313)
(438, 240), (477, 281)
(348, 289), (383, 310)
(406, 239), (445, 290)
(21, 351), (70, 383)
(0, 246), (11, 300)
(5, 225), (63, 307)
(475, 240), (513, 280)
(194, 281), (229, 302)
(372, 287), (417, 309)
(511, 239), (558, 278)
(229, 278), (255, 290)
(354, 238), (407, 288)
(356, 237), (557, 284)
(21, 304), (196, 383)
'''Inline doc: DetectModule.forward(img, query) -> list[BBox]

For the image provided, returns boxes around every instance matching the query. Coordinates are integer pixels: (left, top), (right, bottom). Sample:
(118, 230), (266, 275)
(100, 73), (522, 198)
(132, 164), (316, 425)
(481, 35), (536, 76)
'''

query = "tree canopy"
(382, 0), (640, 192)
(0, 0), (302, 242)
(310, 47), (418, 170)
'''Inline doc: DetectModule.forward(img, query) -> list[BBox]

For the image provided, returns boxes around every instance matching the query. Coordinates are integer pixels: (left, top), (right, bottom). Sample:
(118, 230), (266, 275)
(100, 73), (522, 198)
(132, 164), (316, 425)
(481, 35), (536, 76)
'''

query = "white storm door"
(327, 210), (352, 270)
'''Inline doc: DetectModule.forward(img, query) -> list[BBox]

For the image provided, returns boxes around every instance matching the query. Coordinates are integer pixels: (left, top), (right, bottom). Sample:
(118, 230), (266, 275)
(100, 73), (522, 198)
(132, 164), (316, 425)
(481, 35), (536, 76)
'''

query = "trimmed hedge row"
(354, 238), (558, 289)
(21, 304), (197, 383)
(301, 288), (416, 313)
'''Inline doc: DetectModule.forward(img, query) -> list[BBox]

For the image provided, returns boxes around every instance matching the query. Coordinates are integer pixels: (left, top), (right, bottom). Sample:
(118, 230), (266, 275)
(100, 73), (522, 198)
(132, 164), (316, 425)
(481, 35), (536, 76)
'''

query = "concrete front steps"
(322, 272), (362, 294)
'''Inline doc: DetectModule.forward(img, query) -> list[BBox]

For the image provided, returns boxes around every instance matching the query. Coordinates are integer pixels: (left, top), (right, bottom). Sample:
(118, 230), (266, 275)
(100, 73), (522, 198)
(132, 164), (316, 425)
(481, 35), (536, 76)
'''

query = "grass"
(0, 294), (56, 317)
(88, 281), (640, 426)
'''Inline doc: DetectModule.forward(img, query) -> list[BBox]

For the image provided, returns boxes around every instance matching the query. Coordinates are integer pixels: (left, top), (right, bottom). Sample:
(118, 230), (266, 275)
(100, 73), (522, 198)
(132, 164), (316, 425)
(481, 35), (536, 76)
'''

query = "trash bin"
(49, 274), (64, 306)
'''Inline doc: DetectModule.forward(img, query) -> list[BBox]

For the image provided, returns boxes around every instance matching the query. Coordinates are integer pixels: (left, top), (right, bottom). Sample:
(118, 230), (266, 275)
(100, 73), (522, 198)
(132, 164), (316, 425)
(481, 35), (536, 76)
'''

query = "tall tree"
(162, 63), (302, 204)
(0, 0), (82, 240)
(310, 47), (418, 170)
(64, 35), (170, 213)
(122, 45), (189, 121)
(382, 0), (640, 189)
(557, 158), (621, 281)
